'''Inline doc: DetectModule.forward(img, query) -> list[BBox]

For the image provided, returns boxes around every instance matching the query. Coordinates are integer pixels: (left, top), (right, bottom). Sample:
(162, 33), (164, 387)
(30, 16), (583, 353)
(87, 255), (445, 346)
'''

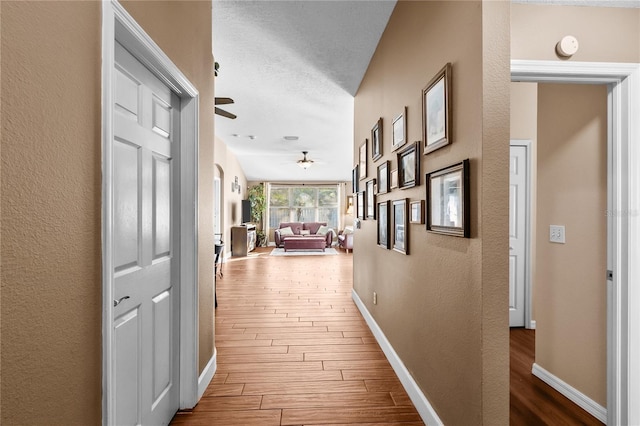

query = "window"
(268, 185), (339, 230)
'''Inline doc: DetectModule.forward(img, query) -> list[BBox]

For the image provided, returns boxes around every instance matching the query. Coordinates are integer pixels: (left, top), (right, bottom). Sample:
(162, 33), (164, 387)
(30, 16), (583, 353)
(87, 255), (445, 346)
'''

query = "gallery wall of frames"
(352, 62), (470, 255)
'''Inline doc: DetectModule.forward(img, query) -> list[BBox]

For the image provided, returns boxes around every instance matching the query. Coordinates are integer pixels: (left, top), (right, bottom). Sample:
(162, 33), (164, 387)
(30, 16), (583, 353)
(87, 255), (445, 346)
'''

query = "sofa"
(274, 222), (335, 248)
(337, 226), (354, 253)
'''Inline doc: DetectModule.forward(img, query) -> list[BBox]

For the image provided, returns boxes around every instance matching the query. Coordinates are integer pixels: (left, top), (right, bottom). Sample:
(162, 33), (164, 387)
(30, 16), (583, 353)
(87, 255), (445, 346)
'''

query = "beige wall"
(0, 1), (215, 424)
(214, 136), (248, 255)
(536, 83), (608, 406)
(353, 1), (510, 424)
(512, 3), (640, 62)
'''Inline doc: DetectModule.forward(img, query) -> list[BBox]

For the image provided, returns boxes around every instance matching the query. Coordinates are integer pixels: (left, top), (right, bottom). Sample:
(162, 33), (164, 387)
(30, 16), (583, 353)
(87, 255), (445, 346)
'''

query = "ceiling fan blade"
(215, 107), (237, 119)
(215, 97), (234, 105)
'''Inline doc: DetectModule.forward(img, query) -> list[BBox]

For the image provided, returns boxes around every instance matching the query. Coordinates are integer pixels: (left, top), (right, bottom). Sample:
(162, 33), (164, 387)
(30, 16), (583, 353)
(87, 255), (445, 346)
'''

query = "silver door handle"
(509, 246), (514, 250)
(114, 296), (130, 307)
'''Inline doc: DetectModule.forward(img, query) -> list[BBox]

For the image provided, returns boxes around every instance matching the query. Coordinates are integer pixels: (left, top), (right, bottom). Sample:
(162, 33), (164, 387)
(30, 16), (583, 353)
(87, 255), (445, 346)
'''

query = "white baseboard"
(529, 320), (536, 329)
(197, 348), (217, 401)
(532, 363), (606, 423)
(352, 290), (443, 426)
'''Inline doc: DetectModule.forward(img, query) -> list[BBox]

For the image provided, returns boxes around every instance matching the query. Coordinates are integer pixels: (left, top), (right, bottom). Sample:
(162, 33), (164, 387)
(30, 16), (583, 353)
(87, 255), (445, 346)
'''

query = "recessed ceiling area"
(212, 0), (397, 182)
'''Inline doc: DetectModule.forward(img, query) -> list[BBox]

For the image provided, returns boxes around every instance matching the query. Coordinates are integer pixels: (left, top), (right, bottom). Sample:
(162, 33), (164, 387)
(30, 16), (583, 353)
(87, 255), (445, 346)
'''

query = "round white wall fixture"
(556, 35), (579, 57)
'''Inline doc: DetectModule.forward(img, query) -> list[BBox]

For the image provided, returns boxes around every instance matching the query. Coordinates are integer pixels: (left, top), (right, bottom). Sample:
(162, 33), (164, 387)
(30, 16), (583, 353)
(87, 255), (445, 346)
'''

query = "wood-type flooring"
(172, 247), (603, 425)
(171, 247), (423, 425)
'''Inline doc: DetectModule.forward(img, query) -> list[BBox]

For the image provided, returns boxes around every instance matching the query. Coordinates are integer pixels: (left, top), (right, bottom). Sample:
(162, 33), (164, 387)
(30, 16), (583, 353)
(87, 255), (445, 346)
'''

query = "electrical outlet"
(373, 292), (377, 305)
(549, 225), (566, 244)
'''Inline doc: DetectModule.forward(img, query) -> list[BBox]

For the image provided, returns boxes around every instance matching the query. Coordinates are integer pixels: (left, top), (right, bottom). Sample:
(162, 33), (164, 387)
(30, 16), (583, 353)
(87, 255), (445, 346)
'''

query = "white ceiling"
(212, 0), (396, 182)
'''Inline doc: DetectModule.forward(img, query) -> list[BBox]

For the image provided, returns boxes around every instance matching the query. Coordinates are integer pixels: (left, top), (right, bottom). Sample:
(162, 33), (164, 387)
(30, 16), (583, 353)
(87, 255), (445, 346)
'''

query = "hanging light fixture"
(297, 151), (314, 169)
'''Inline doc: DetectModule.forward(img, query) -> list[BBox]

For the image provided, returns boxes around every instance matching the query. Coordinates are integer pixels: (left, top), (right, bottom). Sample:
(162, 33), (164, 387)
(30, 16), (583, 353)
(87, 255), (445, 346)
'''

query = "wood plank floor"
(510, 328), (604, 425)
(171, 247), (423, 426)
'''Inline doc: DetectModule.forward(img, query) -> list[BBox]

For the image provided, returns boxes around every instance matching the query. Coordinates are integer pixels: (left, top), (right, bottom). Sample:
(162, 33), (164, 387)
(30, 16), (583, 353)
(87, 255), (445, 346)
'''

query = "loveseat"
(337, 226), (354, 253)
(274, 222), (335, 248)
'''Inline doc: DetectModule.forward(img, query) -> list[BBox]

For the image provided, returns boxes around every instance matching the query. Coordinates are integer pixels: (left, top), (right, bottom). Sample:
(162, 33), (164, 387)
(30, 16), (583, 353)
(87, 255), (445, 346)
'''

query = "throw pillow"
(343, 226), (354, 235)
(300, 230), (311, 236)
(316, 225), (330, 236)
(279, 226), (294, 236)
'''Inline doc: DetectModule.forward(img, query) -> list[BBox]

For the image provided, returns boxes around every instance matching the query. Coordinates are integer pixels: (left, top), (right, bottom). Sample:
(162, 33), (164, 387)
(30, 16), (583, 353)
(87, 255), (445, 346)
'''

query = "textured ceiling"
(212, 1), (396, 182)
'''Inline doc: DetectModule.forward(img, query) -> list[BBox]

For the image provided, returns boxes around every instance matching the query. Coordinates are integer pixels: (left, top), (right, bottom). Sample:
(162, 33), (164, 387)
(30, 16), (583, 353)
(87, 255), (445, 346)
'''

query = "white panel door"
(509, 145), (527, 327)
(112, 41), (180, 425)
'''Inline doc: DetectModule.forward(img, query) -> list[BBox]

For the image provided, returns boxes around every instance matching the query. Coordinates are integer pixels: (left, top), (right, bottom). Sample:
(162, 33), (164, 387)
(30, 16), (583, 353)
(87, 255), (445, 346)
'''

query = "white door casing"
(509, 144), (528, 328)
(102, 2), (200, 425)
(112, 41), (180, 425)
(511, 60), (640, 426)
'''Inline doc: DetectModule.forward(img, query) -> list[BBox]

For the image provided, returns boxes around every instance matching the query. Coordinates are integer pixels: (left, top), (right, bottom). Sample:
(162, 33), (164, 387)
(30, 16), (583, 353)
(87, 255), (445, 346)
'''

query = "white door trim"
(511, 59), (640, 426)
(102, 2), (199, 425)
(509, 140), (533, 329)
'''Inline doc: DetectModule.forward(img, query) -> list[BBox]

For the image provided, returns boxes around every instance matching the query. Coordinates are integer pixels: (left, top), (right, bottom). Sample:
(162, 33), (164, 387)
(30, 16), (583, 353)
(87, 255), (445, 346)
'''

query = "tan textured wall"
(512, 4), (640, 62)
(121, 0), (216, 374)
(214, 136), (247, 254)
(510, 82), (538, 321)
(353, 1), (509, 424)
(1, 3), (102, 424)
(536, 83), (607, 406)
(1, 1), (215, 424)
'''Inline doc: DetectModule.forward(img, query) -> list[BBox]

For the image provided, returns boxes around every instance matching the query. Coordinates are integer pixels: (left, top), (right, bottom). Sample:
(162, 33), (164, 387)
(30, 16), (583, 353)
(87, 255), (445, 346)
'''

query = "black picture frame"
(377, 161), (389, 195)
(372, 118), (383, 161)
(397, 142), (420, 189)
(357, 191), (365, 220)
(410, 200), (425, 224)
(392, 198), (409, 255)
(352, 165), (359, 193)
(426, 159), (470, 237)
(423, 63), (452, 154)
(377, 201), (390, 249)
(366, 179), (376, 219)
(392, 107), (407, 152)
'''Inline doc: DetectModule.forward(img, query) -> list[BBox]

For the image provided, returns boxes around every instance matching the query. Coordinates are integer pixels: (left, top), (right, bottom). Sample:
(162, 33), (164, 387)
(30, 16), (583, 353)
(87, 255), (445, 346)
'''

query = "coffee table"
(284, 236), (326, 252)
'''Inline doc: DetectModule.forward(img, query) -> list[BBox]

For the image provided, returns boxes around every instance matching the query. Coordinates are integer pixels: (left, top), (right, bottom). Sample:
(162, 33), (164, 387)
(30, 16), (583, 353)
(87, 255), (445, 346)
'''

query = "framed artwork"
(392, 107), (407, 151)
(410, 200), (425, 224)
(426, 159), (470, 237)
(352, 165), (359, 193)
(423, 63), (452, 154)
(390, 168), (398, 190)
(357, 191), (365, 220)
(346, 195), (354, 214)
(366, 179), (376, 219)
(372, 118), (383, 161)
(377, 161), (390, 195)
(359, 140), (368, 180)
(392, 198), (409, 255)
(377, 201), (390, 249)
(397, 142), (420, 189)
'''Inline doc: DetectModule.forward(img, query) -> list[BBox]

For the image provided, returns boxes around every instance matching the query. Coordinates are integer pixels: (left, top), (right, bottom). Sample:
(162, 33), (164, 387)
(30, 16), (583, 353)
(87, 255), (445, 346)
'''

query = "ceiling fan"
(297, 151), (314, 169)
(215, 97), (236, 119)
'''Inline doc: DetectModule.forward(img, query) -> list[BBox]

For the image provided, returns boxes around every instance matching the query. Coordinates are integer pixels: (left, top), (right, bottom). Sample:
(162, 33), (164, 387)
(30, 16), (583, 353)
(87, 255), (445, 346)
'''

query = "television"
(241, 199), (251, 224)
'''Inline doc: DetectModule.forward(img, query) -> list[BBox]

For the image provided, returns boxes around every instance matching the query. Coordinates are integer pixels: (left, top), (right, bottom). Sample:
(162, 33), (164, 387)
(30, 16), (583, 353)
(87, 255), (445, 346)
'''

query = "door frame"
(101, 1), (200, 424)
(511, 60), (640, 426)
(509, 140), (533, 329)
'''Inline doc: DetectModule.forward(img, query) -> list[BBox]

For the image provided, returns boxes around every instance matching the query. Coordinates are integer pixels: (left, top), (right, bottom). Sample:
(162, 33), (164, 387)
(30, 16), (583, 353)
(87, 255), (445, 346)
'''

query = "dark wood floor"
(172, 246), (603, 425)
(510, 328), (603, 425)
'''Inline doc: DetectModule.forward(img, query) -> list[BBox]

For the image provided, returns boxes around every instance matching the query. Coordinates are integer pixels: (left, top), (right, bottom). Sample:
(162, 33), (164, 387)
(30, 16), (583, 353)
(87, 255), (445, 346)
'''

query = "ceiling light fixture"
(297, 151), (314, 169)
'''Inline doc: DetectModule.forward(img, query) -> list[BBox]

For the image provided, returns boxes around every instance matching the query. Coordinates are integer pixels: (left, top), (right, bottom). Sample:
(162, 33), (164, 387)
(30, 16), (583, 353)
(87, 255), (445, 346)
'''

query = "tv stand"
(231, 224), (256, 257)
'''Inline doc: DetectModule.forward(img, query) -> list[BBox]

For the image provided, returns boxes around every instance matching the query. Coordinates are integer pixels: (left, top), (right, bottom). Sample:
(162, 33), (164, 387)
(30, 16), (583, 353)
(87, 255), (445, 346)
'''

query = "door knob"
(509, 246), (514, 250)
(114, 296), (130, 307)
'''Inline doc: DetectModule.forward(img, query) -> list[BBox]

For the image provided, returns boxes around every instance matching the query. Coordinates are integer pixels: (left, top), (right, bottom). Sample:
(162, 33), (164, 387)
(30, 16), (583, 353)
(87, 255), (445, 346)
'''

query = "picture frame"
(377, 161), (390, 195)
(397, 142), (420, 189)
(390, 168), (398, 190)
(372, 118), (383, 161)
(392, 107), (407, 151)
(392, 198), (409, 254)
(359, 140), (368, 180)
(426, 159), (470, 237)
(422, 63), (452, 154)
(357, 191), (365, 220)
(366, 179), (376, 219)
(352, 165), (359, 193)
(377, 201), (390, 249)
(409, 200), (425, 224)
(346, 195), (354, 214)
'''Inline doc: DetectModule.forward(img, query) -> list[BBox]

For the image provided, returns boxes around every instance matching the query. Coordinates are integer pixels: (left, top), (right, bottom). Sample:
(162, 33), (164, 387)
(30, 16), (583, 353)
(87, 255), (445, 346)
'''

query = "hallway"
(171, 247), (423, 425)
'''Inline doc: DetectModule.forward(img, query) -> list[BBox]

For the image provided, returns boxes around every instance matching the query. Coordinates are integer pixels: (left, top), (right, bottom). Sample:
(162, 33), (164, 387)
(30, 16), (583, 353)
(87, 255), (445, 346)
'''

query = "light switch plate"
(549, 225), (566, 244)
